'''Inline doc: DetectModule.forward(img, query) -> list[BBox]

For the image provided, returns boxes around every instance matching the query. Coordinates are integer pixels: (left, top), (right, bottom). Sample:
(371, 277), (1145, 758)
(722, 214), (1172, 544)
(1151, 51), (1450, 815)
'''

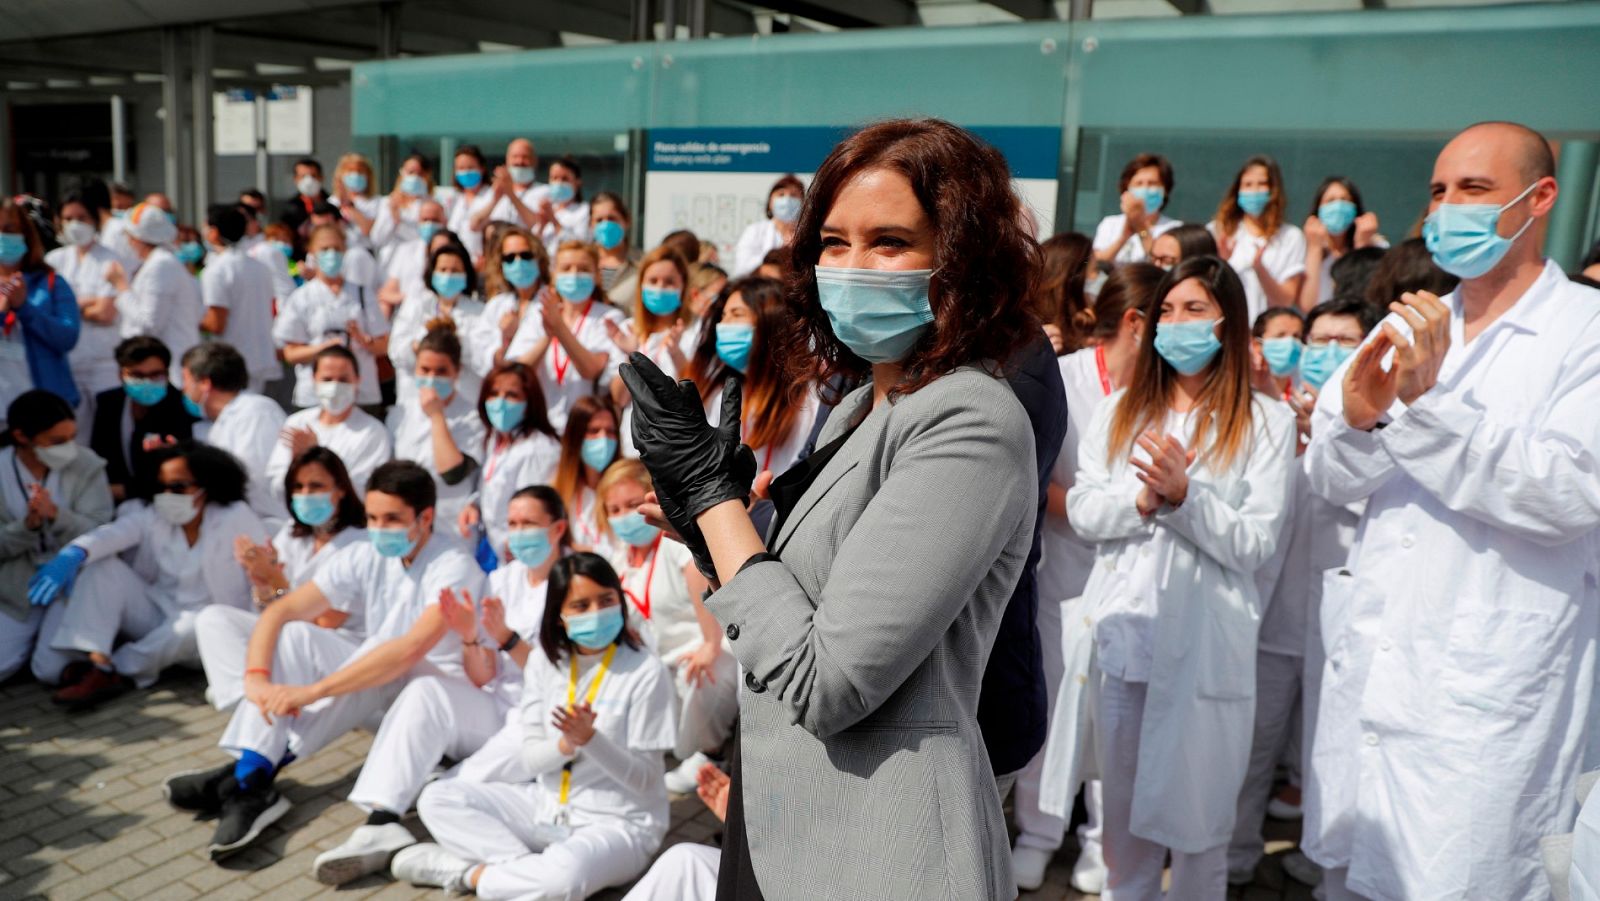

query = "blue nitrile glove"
(29, 546), (87, 607)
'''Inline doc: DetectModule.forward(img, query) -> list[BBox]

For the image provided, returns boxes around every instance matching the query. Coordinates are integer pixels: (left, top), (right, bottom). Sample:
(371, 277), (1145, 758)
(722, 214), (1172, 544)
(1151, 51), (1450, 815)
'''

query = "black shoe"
(163, 762), (238, 814)
(207, 785), (291, 860)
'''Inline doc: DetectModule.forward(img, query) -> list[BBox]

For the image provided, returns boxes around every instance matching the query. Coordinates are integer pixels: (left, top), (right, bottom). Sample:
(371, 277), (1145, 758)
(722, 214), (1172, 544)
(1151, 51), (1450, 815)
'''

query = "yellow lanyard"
(558, 644), (617, 807)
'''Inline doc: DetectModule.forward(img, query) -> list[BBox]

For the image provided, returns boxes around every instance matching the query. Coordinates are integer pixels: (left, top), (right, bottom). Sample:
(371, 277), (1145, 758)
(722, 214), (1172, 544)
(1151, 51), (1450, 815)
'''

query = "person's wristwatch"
(499, 632), (521, 654)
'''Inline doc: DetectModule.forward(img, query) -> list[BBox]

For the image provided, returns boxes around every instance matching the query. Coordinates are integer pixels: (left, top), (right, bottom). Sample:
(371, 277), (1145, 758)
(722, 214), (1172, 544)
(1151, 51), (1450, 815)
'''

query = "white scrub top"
(1208, 221), (1308, 323)
(385, 390), (487, 528)
(117, 248), (202, 383)
(46, 242), (126, 396)
(272, 278), (390, 408)
(205, 392), (288, 529)
(1091, 213), (1182, 266)
(611, 538), (698, 662)
(505, 299), (628, 433)
(478, 431), (562, 558)
(201, 246), (280, 386)
(263, 405), (393, 506)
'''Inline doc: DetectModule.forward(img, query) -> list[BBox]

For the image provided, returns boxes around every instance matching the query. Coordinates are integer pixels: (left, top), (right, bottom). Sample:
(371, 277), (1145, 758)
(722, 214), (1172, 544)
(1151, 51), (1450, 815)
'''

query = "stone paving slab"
(2, 669), (1312, 900)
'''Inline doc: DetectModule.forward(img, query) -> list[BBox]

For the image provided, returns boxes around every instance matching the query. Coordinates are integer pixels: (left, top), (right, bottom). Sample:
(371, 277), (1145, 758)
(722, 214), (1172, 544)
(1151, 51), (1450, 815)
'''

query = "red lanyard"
(485, 435), (509, 482)
(1095, 345), (1112, 396)
(625, 535), (663, 620)
(551, 299), (594, 386)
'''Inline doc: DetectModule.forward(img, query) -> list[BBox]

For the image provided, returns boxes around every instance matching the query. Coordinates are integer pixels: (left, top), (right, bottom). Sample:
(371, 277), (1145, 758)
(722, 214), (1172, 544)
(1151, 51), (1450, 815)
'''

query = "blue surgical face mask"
(1237, 189), (1271, 218)
(272, 240), (294, 259)
(123, 378), (168, 406)
(1317, 199), (1357, 235)
(0, 232), (28, 266)
(456, 169), (483, 190)
(182, 391), (205, 419)
(556, 272), (595, 302)
(580, 436), (617, 472)
(814, 267), (935, 364)
(1299, 342), (1356, 388)
(715, 323), (755, 372)
(508, 527), (554, 568)
(1130, 186), (1166, 215)
(509, 165), (536, 186)
(291, 492), (337, 528)
(1154, 319), (1224, 376)
(342, 172), (368, 193)
(563, 605), (623, 650)
(642, 286), (681, 316)
(502, 257), (539, 290)
(370, 525), (418, 559)
(770, 194), (802, 224)
(1422, 180), (1539, 280)
(400, 173), (427, 197)
(415, 374), (455, 400)
(432, 270), (467, 299)
(609, 511), (661, 548)
(316, 248), (345, 278)
(418, 221), (443, 243)
(547, 181), (575, 204)
(1260, 337), (1302, 377)
(592, 220), (625, 250)
(175, 242), (205, 265)
(485, 397), (526, 433)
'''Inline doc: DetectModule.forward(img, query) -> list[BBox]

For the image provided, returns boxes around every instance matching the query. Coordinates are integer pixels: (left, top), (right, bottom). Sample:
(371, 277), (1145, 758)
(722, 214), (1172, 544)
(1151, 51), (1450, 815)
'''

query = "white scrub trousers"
(621, 842), (722, 901)
(0, 600), (74, 683)
(196, 605), (258, 710)
(1228, 647), (1303, 879)
(346, 674), (504, 814)
(418, 778), (655, 901)
(1097, 672), (1228, 901)
(49, 557), (202, 688)
(670, 650), (739, 760)
(218, 622), (400, 762)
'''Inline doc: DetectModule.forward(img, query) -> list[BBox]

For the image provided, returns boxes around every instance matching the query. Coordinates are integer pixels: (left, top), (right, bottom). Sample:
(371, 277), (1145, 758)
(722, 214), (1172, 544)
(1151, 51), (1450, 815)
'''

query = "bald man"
(467, 138), (553, 236)
(1303, 121), (1600, 901)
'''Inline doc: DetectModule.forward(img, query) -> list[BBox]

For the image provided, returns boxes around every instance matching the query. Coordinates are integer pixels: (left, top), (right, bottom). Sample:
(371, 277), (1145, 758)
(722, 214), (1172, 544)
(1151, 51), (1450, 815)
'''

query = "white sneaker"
(1281, 850), (1323, 887)
(390, 843), (472, 892)
(1070, 840), (1108, 894)
(664, 752), (711, 795)
(313, 822), (417, 885)
(1011, 845), (1053, 892)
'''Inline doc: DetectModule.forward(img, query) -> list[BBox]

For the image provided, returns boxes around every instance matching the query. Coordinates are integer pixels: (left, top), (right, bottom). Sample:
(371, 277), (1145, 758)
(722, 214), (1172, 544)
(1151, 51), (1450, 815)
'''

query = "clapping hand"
(1133, 430), (1195, 516)
(438, 587), (479, 642)
(553, 702), (598, 754)
(280, 425), (317, 459)
(24, 484), (56, 529)
(233, 535), (282, 588)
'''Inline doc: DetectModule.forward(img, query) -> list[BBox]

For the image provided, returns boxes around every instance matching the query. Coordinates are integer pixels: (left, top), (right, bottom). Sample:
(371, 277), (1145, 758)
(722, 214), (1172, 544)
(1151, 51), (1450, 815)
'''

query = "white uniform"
(477, 432), (562, 559)
(446, 189), (491, 262)
(538, 200), (590, 258)
(1068, 392), (1295, 896)
(100, 215), (136, 271)
(469, 183), (550, 235)
(46, 242), (127, 404)
(702, 383), (820, 480)
(378, 239), (429, 303)
(117, 248), (202, 382)
(616, 330), (683, 460)
(1311, 238), (1390, 304)
(731, 219), (785, 279)
(506, 300), (628, 433)
(417, 639), (676, 901)
(200, 246), (279, 389)
(272, 278), (389, 408)
(1304, 261), (1600, 901)
(385, 393), (488, 528)
(218, 534), (484, 764)
(620, 843), (722, 901)
(202, 393), (288, 531)
(263, 406), (392, 505)
(330, 194), (382, 251)
(612, 539), (736, 760)
(242, 233), (297, 302)
(569, 484), (616, 559)
(1091, 213), (1183, 266)
(370, 196), (424, 251)
(50, 501), (267, 687)
(195, 525), (367, 710)
(388, 293), (498, 405)
(1208, 221), (1308, 323)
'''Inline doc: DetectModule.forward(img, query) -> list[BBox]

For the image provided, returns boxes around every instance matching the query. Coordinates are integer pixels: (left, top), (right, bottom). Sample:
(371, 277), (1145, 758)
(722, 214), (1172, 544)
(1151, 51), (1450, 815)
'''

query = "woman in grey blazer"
(622, 118), (1043, 901)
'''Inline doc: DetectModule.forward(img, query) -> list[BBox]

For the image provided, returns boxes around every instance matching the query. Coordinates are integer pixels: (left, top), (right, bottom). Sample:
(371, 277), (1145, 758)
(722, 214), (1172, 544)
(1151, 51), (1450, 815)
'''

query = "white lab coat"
(272, 278), (390, 408)
(1303, 261), (1600, 901)
(263, 406), (393, 506)
(202, 393), (288, 531)
(117, 248), (201, 382)
(388, 293), (499, 405)
(242, 233), (298, 302)
(505, 300), (628, 433)
(538, 200), (591, 258)
(477, 432), (562, 558)
(200, 246), (279, 386)
(1064, 389), (1296, 852)
(386, 392), (488, 528)
(46, 242), (127, 399)
(731, 219), (786, 279)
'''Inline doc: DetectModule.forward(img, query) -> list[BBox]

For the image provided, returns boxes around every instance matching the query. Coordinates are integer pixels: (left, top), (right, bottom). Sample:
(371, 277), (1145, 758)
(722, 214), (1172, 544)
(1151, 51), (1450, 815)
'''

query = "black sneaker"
(163, 762), (237, 814)
(207, 785), (290, 860)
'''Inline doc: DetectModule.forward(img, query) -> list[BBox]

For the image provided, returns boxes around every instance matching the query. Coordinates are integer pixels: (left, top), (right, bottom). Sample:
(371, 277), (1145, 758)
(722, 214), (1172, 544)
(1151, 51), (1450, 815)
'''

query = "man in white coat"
(1305, 121), (1600, 901)
(181, 343), (287, 531)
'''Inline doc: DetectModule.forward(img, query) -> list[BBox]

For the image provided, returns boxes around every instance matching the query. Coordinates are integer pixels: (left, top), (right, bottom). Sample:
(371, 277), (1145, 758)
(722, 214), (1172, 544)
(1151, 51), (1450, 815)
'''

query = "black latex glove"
(655, 482), (719, 583)
(620, 352), (756, 524)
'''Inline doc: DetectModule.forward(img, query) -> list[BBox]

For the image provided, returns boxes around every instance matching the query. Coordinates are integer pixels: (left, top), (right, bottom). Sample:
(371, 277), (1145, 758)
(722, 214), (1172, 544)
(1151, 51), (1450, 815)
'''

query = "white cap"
(125, 202), (177, 246)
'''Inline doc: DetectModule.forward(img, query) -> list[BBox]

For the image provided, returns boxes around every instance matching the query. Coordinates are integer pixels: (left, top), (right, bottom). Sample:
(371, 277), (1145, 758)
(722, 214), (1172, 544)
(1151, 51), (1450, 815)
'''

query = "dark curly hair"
(150, 441), (249, 507)
(783, 118), (1041, 401)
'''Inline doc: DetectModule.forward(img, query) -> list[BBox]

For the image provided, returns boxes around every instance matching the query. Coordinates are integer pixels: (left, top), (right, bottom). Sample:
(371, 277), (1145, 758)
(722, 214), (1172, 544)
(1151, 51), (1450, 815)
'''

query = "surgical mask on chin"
(35, 441), (79, 470)
(1423, 181), (1539, 280)
(154, 491), (201, 526)
(1299, 342), (1356, 388)
(315, 380), (357, 414)
(1260, 337), (1303, 377)
(563, 605), (623, 649)
(814, 267), (935, 364)
(291, 492), (336, 528)
(508, 165), (535, 186)
(508, 527), (554, 568)
(1154, 319), (1224, 376)
(183, 391), (205, 420)
(609, 511), (661, 548)
(371, 525), (418, 558)
(62, 220), (97, 247)
(581, 436), (617, 471)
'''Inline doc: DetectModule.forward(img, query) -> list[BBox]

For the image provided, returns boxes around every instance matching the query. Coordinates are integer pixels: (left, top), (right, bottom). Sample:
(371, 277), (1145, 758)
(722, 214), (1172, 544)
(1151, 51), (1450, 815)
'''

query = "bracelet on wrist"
(499, 633), (521, 653)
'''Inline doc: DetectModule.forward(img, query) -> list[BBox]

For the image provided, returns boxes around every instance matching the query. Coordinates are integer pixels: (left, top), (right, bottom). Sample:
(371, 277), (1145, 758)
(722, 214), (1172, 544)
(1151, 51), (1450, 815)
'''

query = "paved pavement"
(0, 668), (1313, 900)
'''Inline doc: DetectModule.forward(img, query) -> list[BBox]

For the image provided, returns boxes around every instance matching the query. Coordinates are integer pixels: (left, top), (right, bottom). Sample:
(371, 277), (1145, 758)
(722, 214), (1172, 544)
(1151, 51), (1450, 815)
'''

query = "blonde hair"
(335, 153), (375, 193)
(593, 458), (651, 539)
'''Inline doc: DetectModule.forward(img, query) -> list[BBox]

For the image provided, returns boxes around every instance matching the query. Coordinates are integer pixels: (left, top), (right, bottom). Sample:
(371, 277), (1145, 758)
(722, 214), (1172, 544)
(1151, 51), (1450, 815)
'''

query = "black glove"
(620, 352), (756, 523)
(655, 482), (719, 583)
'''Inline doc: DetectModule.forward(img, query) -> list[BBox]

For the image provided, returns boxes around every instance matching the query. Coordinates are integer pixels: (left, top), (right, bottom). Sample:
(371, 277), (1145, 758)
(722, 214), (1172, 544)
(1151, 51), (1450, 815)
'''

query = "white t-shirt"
(263, 405), (393, 506)
(478, 431), (562, 558)
(1208, 221), (1308, 323)
(313, 533), (485, 678)
(206, 392), (287, 528)
(505, 299), (628, 433)
(118, 249), (202, 382)
(611, 538), (699, 662)
(1092, 213), (1183, 266)
(1040, 347), (1112, 605)
(201, 246), (279, 384)
(46, 242), (126, 394)
(385, 390), (488, 527)
(271, 278), (390, 408)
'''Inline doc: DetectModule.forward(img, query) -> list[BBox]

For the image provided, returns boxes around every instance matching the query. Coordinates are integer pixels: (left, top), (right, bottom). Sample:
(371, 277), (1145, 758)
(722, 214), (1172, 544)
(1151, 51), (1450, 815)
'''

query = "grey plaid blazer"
(707, 366), (1037, 901)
